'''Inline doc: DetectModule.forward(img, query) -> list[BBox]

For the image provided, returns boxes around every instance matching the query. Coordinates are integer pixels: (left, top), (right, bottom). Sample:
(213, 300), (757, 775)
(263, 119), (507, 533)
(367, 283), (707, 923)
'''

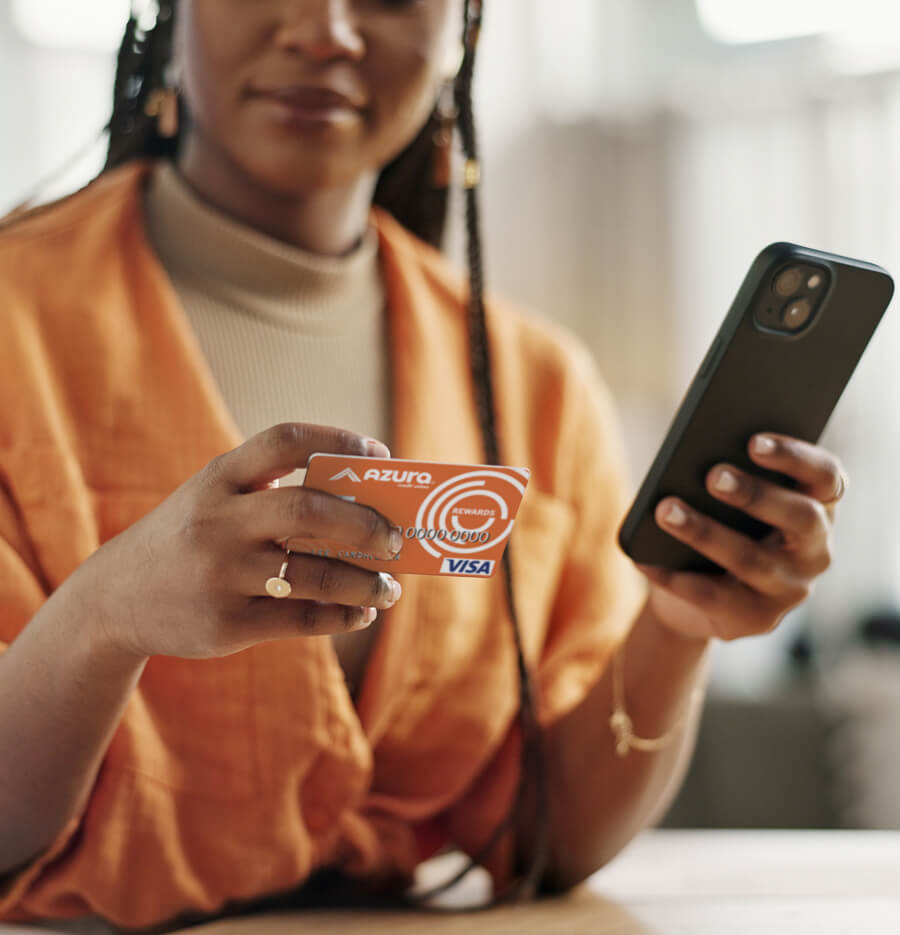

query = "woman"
(0, 0), (844, 930)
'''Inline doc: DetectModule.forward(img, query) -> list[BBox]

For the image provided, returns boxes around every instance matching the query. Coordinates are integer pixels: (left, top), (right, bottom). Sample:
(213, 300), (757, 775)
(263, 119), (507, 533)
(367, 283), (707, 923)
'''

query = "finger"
(654, 498), (811, 602)
(638, 564), (785, 641)
(705, 463), (831, 560)
(239, 486), (404, 560)
(211, 423), (391, 491)
(748, 434), (846, 505)
(243, 546), (402, 609)
(244, 597), (379, 639)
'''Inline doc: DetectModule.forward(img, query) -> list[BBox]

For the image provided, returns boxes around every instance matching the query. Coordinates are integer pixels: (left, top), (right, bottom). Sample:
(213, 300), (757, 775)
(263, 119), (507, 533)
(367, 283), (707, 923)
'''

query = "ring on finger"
(265, 547), (293, 599)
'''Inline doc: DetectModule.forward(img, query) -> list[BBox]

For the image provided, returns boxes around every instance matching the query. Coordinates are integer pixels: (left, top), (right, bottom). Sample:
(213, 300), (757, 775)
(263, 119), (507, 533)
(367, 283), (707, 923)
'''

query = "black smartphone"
(618, 242), (894, 573)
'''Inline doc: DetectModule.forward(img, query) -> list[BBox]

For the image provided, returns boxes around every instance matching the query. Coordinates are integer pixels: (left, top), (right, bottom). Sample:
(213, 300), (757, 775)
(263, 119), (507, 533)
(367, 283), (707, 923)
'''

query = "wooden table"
(4, 830), (898, 934)
(179, 830), (900, 934)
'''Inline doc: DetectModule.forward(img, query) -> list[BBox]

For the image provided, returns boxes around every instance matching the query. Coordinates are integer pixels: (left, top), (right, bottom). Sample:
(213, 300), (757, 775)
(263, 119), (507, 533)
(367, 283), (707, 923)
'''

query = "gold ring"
(822, 470), (848, 507)
(265, 549), (292, 599)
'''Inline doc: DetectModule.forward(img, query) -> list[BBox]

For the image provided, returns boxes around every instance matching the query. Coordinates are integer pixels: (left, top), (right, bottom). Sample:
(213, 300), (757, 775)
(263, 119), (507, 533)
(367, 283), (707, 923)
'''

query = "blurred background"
(2, 0), (900, 831)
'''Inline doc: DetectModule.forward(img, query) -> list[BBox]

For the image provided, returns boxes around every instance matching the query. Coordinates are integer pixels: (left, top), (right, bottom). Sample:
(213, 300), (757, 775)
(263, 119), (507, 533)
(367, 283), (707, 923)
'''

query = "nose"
(275, 0), (365, 63)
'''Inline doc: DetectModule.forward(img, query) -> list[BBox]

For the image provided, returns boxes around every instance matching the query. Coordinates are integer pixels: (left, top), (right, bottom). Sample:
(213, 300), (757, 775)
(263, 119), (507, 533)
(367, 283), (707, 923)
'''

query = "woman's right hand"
(74, 424), (404, 661)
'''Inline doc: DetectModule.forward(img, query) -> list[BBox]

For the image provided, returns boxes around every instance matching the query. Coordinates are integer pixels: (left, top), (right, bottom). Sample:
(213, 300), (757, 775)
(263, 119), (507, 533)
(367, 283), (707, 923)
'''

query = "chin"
(248, 151), (373, 198)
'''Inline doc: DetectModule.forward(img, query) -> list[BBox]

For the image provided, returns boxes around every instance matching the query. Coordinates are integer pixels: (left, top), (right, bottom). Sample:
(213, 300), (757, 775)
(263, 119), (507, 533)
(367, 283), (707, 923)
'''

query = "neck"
(177, 135), (376, 257)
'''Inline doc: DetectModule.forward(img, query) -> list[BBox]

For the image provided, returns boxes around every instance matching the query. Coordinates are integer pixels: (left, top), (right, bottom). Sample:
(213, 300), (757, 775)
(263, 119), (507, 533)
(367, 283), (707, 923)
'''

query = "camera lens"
(774, 267), (805, 297)
(783, 298), (812, 330)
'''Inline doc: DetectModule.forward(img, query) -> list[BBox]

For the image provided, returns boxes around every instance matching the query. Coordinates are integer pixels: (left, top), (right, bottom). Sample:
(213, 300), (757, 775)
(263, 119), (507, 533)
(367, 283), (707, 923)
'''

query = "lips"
(248, 83), (368, 132)
(251, 85), (366, 112)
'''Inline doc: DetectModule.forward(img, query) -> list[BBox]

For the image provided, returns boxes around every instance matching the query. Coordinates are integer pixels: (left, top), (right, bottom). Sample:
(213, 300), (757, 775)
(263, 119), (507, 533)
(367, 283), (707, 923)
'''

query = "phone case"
(618, 242), (894, 572)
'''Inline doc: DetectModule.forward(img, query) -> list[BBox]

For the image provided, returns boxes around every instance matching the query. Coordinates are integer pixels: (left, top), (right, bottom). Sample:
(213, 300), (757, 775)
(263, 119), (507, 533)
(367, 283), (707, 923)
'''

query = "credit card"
(293, 454), (531, 578)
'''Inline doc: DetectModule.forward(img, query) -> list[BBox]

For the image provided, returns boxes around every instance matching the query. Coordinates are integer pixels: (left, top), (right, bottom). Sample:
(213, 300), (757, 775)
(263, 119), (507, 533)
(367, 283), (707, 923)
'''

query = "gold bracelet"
(609, 642), (705, 757)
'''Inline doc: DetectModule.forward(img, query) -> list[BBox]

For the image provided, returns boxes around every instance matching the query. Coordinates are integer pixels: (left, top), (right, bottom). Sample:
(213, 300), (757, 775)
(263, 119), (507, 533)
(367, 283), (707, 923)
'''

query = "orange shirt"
(0, 163), (645, 928)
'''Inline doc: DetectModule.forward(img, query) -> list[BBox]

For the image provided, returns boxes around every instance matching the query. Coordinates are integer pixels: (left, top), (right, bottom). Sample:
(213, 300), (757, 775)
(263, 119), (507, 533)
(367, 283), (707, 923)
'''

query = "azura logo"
(330, 468), (362, 483)
(364, 468), (433, 486)
(440, 558), (495, 577)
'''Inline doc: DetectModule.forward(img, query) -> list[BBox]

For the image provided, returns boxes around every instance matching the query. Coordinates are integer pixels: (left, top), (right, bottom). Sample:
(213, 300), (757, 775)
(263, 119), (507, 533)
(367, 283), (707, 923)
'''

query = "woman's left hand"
(637, 433), (847, 642)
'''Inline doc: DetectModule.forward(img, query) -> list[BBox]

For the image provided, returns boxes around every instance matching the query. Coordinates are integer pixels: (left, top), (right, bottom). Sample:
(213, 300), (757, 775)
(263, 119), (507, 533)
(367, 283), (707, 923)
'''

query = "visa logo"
(441, 558), (495, 577)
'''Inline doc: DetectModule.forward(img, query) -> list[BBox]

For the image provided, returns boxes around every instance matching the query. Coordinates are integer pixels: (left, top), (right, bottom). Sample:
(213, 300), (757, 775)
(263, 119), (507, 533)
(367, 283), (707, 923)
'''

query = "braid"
(454, 8), (495, 466)
(106, 1), (178, 170)
(457, 0), (549, 901)
(410, 0), (550, 906)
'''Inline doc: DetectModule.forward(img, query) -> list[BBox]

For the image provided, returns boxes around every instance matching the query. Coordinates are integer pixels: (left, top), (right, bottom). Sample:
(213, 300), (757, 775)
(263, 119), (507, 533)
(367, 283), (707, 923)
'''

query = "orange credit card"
(294, 454), (531, 578)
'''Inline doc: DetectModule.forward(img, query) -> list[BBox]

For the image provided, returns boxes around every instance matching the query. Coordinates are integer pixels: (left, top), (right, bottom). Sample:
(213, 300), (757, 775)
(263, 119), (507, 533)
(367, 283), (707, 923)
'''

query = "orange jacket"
(0, 163), (644, 928)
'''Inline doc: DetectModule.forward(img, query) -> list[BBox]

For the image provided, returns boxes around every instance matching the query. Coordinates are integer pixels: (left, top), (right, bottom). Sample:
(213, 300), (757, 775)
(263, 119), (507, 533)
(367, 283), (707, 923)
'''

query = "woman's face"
(176, 0), (459, 195)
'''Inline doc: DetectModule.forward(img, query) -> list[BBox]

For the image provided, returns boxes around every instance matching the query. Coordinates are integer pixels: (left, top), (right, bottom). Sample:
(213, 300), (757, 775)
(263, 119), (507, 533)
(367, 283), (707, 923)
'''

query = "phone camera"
(774, 266), (805, 297)
(757, 262), (829, 335)
(783, 298), (812, 330)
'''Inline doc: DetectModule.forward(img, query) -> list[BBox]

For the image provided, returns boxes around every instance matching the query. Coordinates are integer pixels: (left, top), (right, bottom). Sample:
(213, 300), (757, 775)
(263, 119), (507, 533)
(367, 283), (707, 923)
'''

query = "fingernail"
(754, 435), (776, 455)
(715, 469), (739, 493)
(363, 607), (378, 624)
(366, 438), (391, 458)
(389, 526), (403, 555)
(379, 573), (402, 605)
(665, 502), (688, 526)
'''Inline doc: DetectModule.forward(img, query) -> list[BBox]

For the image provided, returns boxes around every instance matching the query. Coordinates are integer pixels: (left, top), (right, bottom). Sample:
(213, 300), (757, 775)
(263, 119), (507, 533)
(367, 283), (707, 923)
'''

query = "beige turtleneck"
(142, 162), (391, 458)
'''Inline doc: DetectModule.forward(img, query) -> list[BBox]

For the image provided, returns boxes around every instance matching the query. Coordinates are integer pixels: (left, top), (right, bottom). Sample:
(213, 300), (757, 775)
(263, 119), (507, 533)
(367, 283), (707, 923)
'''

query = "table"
(4, 830), (899, 934)
(181, 830), (900, 934)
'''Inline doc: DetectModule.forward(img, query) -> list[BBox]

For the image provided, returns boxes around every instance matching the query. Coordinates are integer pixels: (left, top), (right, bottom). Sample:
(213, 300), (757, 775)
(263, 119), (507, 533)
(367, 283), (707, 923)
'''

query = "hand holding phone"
(618, 242), (893, 574)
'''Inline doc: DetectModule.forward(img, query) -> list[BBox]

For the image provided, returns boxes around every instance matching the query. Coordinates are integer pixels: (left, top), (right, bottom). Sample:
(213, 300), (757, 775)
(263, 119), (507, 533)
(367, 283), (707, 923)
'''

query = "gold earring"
(431, 82), (457, 189)
(145, 64), (181, 139)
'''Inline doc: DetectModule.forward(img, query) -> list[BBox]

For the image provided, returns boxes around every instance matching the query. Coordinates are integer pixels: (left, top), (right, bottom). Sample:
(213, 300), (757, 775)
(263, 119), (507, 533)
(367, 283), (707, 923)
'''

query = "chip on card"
(292, 454), (530, 577)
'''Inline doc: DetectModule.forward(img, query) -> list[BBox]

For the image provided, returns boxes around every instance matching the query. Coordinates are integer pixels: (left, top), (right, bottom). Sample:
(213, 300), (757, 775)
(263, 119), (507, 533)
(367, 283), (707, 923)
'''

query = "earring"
(431, 81), (457, 189)
(145, 64), (181, 139)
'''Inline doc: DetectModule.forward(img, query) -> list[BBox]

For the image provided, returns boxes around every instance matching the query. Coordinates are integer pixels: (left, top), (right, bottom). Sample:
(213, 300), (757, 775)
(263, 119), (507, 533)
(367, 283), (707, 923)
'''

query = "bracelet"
(609, 642), (705, 757)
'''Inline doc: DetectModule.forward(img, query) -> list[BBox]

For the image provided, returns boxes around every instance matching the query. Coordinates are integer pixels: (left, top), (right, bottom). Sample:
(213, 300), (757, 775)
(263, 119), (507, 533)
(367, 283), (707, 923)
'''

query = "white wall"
(0, 1), (114, 213)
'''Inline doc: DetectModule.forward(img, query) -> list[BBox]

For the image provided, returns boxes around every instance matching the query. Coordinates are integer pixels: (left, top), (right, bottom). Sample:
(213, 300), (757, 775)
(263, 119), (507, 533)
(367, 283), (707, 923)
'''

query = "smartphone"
(618, 242), (894, 573)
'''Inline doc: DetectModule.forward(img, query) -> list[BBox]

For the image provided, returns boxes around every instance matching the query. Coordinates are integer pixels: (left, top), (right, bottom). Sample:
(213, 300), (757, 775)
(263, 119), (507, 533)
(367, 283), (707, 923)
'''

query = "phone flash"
(807, 273), (823, 289)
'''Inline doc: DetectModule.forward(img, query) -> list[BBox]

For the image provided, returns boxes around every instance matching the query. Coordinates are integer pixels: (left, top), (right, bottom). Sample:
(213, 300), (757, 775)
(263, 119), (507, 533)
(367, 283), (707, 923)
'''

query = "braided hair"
(105, 0), (548, 903)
